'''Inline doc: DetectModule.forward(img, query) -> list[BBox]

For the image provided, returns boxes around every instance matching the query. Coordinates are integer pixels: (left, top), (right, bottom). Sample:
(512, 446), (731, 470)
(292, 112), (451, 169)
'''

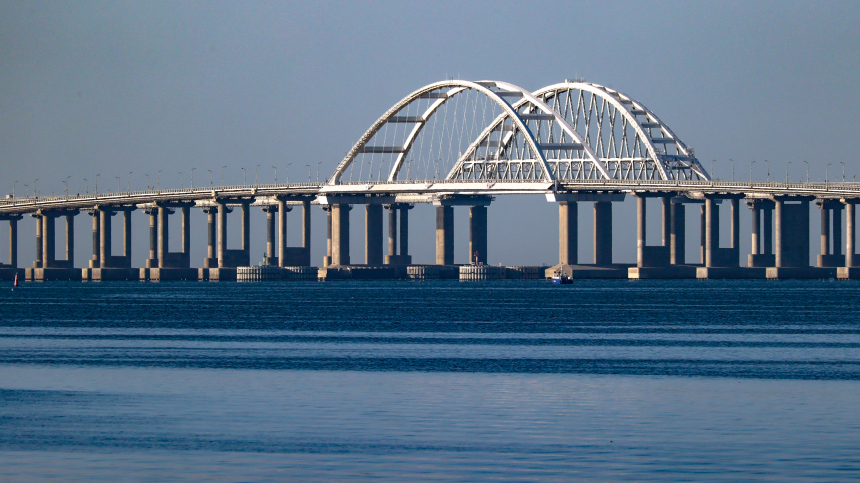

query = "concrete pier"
(838, 201), (860, 279)
(331, 203), (351, 266)
(435, 206), (454, 265)
(469, 205), (488, 265)
(558, 201), (577, 266)
(747, 200), (775, 267)
(0, 214), (22, 281)
(385, 204), (412, 265)
(594, 201), (612, 265)
(816, 200), (843, 267)
(365, 204), (383, 265)
(767, 197), (830, 279)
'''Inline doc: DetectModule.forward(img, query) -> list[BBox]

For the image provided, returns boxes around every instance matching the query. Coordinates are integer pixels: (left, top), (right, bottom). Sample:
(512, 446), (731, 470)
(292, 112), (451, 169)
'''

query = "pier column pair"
(557, 200), (615, 266)
(747, 200), (775, 267)
(634, 193), (672, 268)
(435, 196), (492, 265)
(816, 200), (844, 267)
(702, 196), (741, 268)
(91, 206), (134, 269)
(215, 198), (253, 268)
(149, 203), (192, 269)
(385, 204), (412, 265)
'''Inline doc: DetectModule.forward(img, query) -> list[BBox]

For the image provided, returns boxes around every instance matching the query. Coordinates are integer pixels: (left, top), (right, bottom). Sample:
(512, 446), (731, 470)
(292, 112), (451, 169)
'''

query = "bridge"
(1, 79), (858, 281)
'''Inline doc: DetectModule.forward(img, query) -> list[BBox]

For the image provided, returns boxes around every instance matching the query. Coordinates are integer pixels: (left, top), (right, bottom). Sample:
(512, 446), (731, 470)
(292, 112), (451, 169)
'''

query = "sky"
(1, 0), (859, 267)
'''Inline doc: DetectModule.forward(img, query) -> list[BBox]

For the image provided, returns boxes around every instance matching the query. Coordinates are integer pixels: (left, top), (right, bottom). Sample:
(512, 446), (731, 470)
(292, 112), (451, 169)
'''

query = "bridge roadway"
(1, 179), (860, 281)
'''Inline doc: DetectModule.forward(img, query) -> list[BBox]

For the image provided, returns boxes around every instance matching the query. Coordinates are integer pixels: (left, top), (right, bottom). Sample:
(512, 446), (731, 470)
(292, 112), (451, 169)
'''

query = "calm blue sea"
(1, 280), (859, 481)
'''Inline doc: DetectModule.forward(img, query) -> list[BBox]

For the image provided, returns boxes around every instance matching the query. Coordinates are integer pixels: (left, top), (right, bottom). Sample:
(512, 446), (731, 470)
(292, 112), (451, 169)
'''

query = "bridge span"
(1, 79), (857, 281)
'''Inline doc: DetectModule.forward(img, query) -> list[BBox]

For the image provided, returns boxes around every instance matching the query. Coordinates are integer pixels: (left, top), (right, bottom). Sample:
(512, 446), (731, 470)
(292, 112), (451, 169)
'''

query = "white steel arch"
(329, 80), (607, 185)
(534, 81), (710, 181)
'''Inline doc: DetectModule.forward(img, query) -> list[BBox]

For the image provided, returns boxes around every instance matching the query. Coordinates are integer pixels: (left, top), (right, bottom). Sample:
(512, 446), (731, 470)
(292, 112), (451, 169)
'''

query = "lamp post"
(241, 167), (246, 185)
(786, 162), (791, 183)
(306, 164), (310, 182)
(272, 165), (277, 184)
(711, 159), (715, 181)
(730, 158), (734, 181)
(191, 168), (196, 188)
(221, 166), (227, 185)
(750, 160), (756, 183)
(765, 159), (770, 182)
(145, 174), (149, 190)
(34, 178), (39, 197)
(255, 164), (260, 185)
(24, 184), (28, 198)
(841, 161), (846, 182)
(826, 163), (831, 183)
(83, 178), (88, 194)
(286, 163), (291, 184)
(95, 174), (99, 194)
(803, 160), (809, 182)
(12, 181), (16, 197)
(157, 170), (162, 190)
(178, 171), (183, 189)
(127, 171), (132, 190)
(316, 162), (321, 182)
(115, 176), (120, 192)
(64, 176), (70, 197)
(208, 169), (213, 187)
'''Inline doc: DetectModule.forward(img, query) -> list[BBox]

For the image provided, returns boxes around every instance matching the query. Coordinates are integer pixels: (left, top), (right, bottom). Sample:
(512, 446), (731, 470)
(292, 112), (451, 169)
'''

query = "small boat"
(13, 273), (18, 287)
(551, 270), (572, 284)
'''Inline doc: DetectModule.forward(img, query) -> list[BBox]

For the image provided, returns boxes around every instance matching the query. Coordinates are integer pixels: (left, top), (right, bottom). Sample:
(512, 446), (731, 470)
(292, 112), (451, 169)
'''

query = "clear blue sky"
(1, 0), (858, 266)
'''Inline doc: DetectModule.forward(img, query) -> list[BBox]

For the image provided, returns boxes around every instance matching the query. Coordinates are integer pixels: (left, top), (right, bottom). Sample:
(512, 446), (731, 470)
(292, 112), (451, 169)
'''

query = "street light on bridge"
(749, 160), (756, 182)
(730, 158), (734, 181)
(765, 159), (770, 182)
(13, 180), (17, 197)
(178, 171), (183, 189)
(191, 168), (196, 188)
(115, 176), (120, 192)
(127, 172), (132, 191)
(64, 176), (70, 197)
(826, 163), (832, 183)
(272, 165), (277, 184)
(157, 170), (162, 190)
(207, 169), (213, 187)
(95, 174), (99, 194)
(241, 167), (246, 185)
(144, 174), (149, 190)
(221, 166), (227, 185)
(34, 178), (38, 197)
(255, 164), (260, 185)
(83, 179), (88, 195)
(840, 161), (846, 182)
(786, 162), (791, 183)
(286, 163), (291, 184)
(306, 164), (310, 182)
(803, 160), (809, 183)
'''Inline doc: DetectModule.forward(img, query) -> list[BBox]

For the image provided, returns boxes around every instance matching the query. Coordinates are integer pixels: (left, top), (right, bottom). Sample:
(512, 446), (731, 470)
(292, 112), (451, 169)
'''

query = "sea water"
(0, 280), (858, 481)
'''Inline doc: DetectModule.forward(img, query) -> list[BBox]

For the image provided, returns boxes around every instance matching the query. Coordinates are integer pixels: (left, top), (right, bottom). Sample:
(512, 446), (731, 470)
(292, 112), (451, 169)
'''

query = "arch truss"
(330, 79), (709, 185)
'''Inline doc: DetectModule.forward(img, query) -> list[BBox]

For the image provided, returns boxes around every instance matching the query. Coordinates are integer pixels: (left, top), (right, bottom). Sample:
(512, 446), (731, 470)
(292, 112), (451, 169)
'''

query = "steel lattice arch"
(331, 79), (711, 185)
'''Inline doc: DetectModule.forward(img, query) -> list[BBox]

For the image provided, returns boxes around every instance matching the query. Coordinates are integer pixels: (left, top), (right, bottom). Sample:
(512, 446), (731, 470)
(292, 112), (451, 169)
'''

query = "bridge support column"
(217, 201), (227, 267)
(100, 209), (112, 266)
(277, 200), (287, 267)
(388, 206), (397, 259)
(670, 201), (685, 265)
(9, 217), (19, 267)
(32, 213), (43, 268)
(241, 202), (250, 259)
(559, 202), (577, 266)
(323, 206), (332, 267)
(833, 204), (843, 259)
(436, 206), (454, 265)
(202, 207), (218, 268)
(636, 196), (646, 267)
(365, 204), (383, 265)
(331, 203), (350, 266)
(594, 201), (612, 265)
(262, 206), (277, 266)
(42, 213), (56, 268)
(470, 205), (488, 265)
(124, 210), (133, 259)
(751, 203), (760, 256)
(302, 199), (311, 253)
(705, 199), (719, 267)
(774, 198), (811, 268)
(144, 209), (157, 268)
(157, 207), (171, 268)
(88, 211), (100, 268)
(400, 205), (410, 261)
(65, 214), (74, 268)
(847, 203), (856, 267)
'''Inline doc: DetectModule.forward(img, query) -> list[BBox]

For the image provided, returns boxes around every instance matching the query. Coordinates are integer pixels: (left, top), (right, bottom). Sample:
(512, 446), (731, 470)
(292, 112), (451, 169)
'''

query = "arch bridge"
(1, 79), (858, 280)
